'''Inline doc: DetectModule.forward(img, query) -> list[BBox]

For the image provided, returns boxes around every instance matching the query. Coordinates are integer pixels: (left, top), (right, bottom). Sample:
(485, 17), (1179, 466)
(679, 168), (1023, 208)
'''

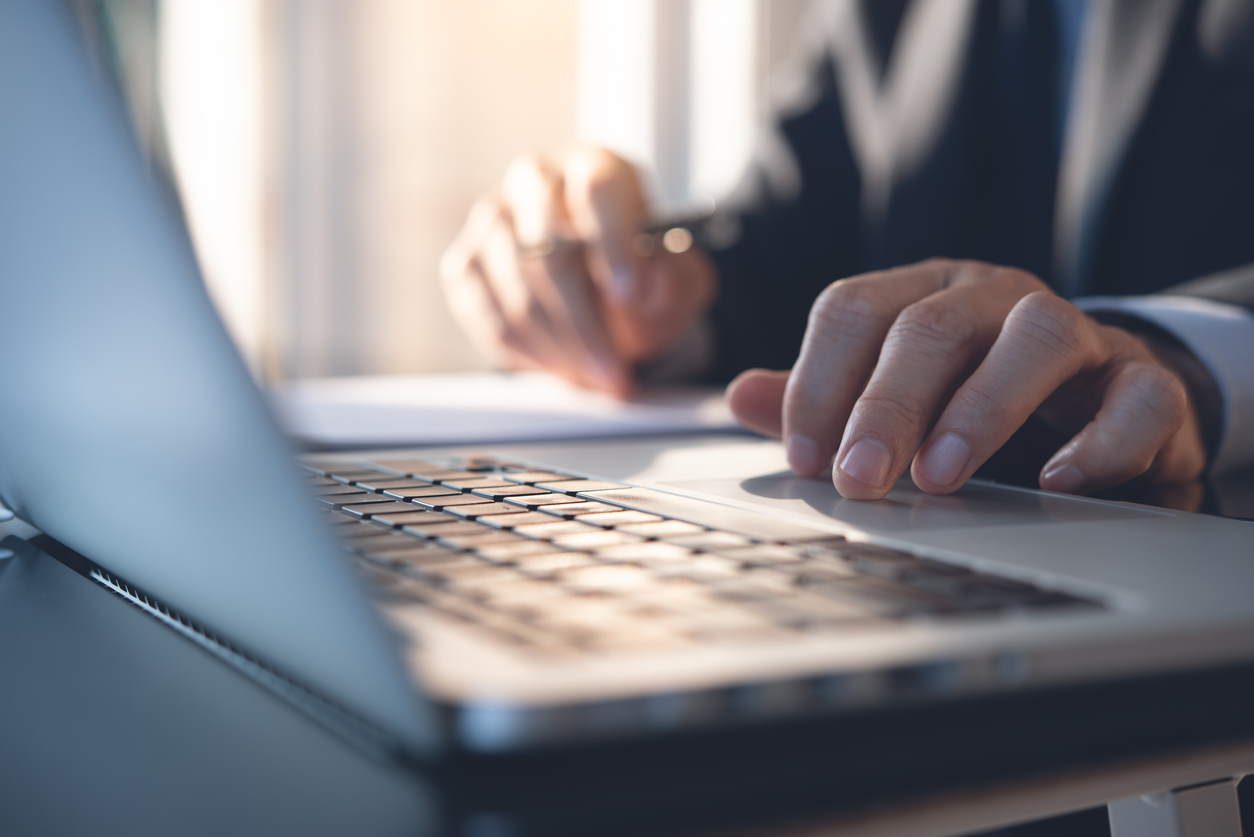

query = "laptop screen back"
(0, 1), (432, 751)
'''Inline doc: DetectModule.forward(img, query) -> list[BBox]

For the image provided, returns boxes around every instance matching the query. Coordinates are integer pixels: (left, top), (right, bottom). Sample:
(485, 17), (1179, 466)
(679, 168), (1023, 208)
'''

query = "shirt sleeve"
(1077, 294), (1254, 473)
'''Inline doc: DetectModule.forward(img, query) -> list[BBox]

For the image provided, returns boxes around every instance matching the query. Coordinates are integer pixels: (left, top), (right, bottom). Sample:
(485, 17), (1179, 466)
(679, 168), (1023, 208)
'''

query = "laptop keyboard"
(304, 456), (1100, 655)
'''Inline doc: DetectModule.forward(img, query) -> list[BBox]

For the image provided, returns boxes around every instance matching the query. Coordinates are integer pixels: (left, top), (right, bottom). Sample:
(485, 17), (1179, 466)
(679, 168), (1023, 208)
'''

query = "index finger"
(783, 260), (957, 478)
(562, 148), (647, 305)
(503, 157), (630, 393)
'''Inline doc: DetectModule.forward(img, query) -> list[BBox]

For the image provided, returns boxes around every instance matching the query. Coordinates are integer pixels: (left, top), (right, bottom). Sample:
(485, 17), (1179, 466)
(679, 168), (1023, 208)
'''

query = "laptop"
(5, 3), (1254, 831)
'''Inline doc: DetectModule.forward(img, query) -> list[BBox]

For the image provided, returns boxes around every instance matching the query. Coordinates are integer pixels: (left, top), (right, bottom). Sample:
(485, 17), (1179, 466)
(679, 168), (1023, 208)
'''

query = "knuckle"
(992, 265), (1047, 293)
(1120, 362), (1188, 429)
(920, 256), (958, 271)
(809, 279), (884, 339)
(1006, 291), (1089, 363)
(891, 299), (978, 354)
(854, 390), (926, 432)
(916, 256), (960, 279)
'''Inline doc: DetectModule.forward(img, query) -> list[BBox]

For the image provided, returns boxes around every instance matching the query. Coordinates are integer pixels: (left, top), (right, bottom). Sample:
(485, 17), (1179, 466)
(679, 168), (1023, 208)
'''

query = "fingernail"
(1041, 461), (1085, 493)
(838, 437), (892, 487)
(918, 432), (971, 487)
(787, 435), (821, 476)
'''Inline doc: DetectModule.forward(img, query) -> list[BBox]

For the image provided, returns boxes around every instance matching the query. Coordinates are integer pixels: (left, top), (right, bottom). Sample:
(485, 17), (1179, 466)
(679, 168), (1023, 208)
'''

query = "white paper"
(270, 372), (738, 447)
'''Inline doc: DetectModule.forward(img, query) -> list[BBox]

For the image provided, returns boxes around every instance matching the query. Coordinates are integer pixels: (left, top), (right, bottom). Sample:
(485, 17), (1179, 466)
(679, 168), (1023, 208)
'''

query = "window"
(155, 0), (813, 381)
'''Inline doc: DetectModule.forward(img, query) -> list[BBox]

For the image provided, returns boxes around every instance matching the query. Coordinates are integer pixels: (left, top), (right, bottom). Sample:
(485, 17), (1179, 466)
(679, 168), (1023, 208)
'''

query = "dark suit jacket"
(704, 0), (1254, 381)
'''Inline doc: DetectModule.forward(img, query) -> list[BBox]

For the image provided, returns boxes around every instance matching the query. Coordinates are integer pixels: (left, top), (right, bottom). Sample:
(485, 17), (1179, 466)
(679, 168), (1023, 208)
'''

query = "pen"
(516, 222), (696, 261)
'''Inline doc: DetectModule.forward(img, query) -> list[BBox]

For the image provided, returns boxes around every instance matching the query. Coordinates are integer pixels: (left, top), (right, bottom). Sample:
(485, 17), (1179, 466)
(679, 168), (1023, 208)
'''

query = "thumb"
(563, 148), (647, 305)
(727, 369), (790, 437)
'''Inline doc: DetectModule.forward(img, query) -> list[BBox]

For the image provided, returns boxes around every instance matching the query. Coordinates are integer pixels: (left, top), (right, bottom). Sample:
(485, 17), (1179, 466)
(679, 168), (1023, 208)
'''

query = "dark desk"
(2, 471), (1251, 836)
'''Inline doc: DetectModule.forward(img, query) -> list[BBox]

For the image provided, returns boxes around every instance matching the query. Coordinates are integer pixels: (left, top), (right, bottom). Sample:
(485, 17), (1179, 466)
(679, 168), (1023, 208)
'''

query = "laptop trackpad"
(660, 472), (1158, 536)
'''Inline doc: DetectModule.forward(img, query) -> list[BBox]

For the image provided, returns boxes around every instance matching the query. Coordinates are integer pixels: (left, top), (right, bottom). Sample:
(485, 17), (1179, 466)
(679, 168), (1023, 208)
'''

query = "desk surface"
(2, 468), (1252, 837)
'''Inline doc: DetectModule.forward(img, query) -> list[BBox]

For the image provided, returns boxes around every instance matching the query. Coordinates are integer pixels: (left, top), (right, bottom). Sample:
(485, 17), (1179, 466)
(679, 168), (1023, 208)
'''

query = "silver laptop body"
(3, 0), (1253, 762)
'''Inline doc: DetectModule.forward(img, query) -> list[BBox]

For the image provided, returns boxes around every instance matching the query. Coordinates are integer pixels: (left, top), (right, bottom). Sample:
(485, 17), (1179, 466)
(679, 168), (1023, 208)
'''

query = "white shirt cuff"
(1077, 295), (1254, 473)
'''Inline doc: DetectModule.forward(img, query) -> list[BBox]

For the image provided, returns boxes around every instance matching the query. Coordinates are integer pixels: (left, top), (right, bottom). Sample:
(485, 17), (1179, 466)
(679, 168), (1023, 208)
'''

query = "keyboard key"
(373, 509), (458, 528)
(341, 501), (424, 518)
(425, 563), (524, 589)
(339, 523), (394, 540)
(537, 500), (622, 517)
(669, 606), (781, 636)
(477, 511), (564, 529)
(401, 518), (478, 538)
(356, 532), (430, 554)
(503, 492), (590, 509)
(382, 484), (461, 500)
(559, 564), (656, 594)
(331, 469), (390, 483)
(501, 471), (573, 484)
(437, 531), (530, 550)
(317, 492), (393, 508)
(528, 599), (630, 635)
(408, 494), (494, 510)
(385, 545), (469, 569)
(444, 502), (527, 519)
(474, 541), (563, 561)
(366, 506), (438, 527)
(576, 510), (664, 528)
(511, 552), (598, 574)
(316, 483), (371, 497)
(596, 542), (694, 564)
(651, 555), (741, 582)
(411, 520), (492, 538)
(469, 484), (549, 500)
(439, 476), (516, 490)
(426, 471), (488, 483)
(551, 530), (645, 550)
(535, 479), (629, 494)
(477, 579), (573, 608)
(354, 478), (433, 491)
(512, 521), (596, 539)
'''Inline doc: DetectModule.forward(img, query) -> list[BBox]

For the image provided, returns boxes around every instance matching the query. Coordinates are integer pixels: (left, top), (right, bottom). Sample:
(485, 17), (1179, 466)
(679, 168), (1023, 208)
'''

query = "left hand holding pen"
(727, 259), (1208, 499)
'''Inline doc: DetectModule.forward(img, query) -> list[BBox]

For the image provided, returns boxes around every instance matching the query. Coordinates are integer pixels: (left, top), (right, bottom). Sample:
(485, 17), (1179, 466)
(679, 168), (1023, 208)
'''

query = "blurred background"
(99, 0), (812, 383)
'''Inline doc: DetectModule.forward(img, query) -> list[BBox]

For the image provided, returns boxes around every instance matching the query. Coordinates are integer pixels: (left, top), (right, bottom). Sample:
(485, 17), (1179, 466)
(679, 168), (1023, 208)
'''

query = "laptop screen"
(0, 0), (431, 751)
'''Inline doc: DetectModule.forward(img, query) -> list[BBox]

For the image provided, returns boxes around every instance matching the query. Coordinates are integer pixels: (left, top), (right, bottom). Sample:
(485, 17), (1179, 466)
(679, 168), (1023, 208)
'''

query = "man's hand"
(727, 259), (1207, 498)
(440, 148), (715, 397)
